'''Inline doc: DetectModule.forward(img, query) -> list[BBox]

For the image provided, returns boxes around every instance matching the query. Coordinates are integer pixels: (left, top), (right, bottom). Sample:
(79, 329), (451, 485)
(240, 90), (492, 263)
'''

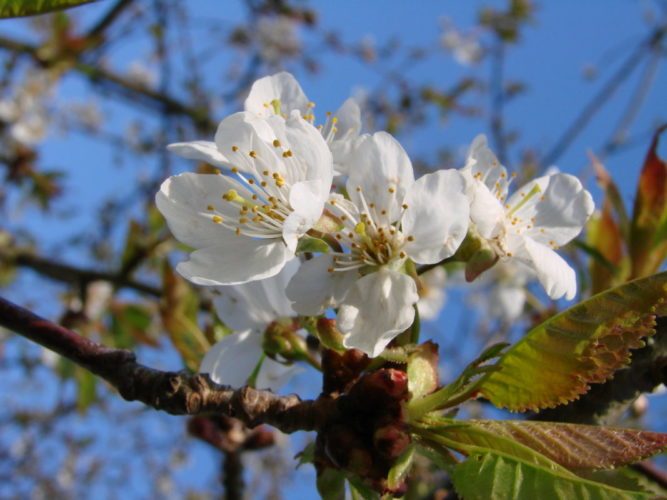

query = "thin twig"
(0, 295), (335, 433)
(7, 250), (162, 297)
(540, 25), (666, 168)
(489, 37), (507, 165)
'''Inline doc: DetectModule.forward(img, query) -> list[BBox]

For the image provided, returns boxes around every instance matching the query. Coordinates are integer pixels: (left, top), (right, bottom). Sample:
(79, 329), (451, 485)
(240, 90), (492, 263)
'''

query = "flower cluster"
(157, 72), (594, 387)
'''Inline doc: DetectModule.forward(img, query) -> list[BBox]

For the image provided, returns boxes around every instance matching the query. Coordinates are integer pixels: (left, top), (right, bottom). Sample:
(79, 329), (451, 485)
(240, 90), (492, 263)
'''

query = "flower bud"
(373, 424), (411, 460)
(464, 247), (499, 282)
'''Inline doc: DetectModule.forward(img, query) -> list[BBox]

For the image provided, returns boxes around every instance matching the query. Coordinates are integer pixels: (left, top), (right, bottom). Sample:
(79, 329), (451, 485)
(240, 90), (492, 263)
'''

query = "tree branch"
(532, 316), (667, 424)
(5, 250), (162, 297)
(0, 295), (335, 433)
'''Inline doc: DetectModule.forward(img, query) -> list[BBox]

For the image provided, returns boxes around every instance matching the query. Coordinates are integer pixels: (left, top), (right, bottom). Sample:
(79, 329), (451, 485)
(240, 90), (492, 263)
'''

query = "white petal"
(244, 72), (310, 118)
(285, 255), (357, 315)
(285, 112), (333, 192)
(467, 180), (506, 239)
(201, 330), (295, 391)
(338, 269), (419, 357)
(167, 141), (229, 167)
(508, 235), (577, 300)
(156, 173), (254, 248)
(462, 134), (509, 199)
(214, 112), (277, 172)
(213, 259), (299, 331)
(177, 237), (291, 286)
(512, 174), (595, 246)
(401, 170), (469, 264)
(329, 98), (362, 173)
(283, 180), (328, 251)
(347, 132), (415, 224)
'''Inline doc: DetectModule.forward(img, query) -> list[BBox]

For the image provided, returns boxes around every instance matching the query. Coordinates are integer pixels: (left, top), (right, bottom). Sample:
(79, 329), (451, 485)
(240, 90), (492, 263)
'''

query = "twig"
(0, 295), (335, 433)
(0, 35), (215, 131)
(540, 25), (666, 168)
(85, 0), (136, 42)
(489, 37), (507, 165)
(223, 451), (244, 500)
(7, 250), (162, 297)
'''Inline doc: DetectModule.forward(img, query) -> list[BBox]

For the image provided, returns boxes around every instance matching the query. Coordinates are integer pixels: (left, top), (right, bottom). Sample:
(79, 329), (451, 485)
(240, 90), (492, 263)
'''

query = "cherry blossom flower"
(157, 110), (333, 286)
(244, 72), (362, 174)
(200, 260), (300, 391)
(417, 266), (448, 321)
(287, 132), (469, 357)
(461, 135), (594, 300)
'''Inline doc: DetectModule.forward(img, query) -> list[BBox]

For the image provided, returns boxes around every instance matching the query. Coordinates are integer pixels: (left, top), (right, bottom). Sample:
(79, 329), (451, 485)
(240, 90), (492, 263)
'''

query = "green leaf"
(407, 341), (439, 400)
(452, 452), (651, 500)
(317, 468), (345, 500)
(347, 475), (379, 500)
(629, 126), (667, 278)
(75, 367), (97, 413)
(478, 272), (667, 412)
(387, 445), (416, 491)
(296, 235), (330, 254)
(439, 419), (667, 470)
(161, 262), (209, 371)
(0, 0), (97, 18)
(408, 342), (507, 419)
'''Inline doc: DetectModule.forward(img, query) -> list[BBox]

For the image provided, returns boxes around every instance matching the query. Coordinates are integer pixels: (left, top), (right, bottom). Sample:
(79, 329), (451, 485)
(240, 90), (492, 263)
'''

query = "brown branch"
(85, 0), (136, 42)
(6, 250), (162, 297)
(0, 35), (215, 131)
(0, 295), (335, 433)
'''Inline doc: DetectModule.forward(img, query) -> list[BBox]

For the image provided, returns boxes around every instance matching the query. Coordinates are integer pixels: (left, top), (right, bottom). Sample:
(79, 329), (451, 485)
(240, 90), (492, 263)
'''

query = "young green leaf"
(452, 452), (652, 500)
(0, 0), (97, 18)
(629, 125), (667, 279)
(445, 420), (667, 470)
(477, 272), (667, 412)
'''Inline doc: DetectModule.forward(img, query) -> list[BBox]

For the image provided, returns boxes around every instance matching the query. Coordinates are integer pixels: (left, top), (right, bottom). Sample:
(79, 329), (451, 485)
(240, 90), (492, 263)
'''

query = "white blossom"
(244, 72), (362, 175)
(417, 266), (448, 321)
(287, 132), (469, 357)
(201, 260), (300, 391)
(461, 135), (594, 300)
(158, 109), (333, 286)
(256, 15), (301, 64)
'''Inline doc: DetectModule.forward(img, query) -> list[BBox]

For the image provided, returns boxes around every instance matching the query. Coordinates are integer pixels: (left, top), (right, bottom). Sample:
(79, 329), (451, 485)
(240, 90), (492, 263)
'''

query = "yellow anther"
(327, 267), (334, 273)
(407, 235), (415, 242)
(261, 181), (268, 187)
(399, 251), (407, 258)
(232, 145), (239, 152)
(402, 203), (408, 209)
(239, 217), (248, 224)
(308, 101), (316, 108)
(231, 167), (239, 174)
(262, 170), (269, 176)
(235, 228), (241, 236)
(207, 205), (215, 211)
(282, 150), (293, 158)
(223, 189), (241, 202)
(251, 194), (258, 200)
(354, 222), (366, 235)
(248, 178), (255, 184)
(388, 187), (396, 194)
(332, 117), (338, 124)
(272, 139), (281, 147)
(249, 150), (257, 158)
(212, 215), (223, 224)
(381, 209), (387, 215)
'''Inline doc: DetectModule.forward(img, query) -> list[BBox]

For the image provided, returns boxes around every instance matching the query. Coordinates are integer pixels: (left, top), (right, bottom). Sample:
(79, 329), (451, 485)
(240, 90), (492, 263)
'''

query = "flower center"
(203, 142), (305, 240)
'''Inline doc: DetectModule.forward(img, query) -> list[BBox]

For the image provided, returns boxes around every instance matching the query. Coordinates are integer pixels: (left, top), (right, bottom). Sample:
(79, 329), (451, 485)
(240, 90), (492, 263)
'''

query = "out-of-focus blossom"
(440, 18), (483, 65)
(257, 15), (301, 64)
(201, 260), (300, 391)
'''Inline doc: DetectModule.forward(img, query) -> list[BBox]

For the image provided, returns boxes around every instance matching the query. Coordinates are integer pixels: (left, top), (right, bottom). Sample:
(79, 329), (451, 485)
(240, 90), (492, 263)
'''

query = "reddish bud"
(373, 424), (411, 460)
